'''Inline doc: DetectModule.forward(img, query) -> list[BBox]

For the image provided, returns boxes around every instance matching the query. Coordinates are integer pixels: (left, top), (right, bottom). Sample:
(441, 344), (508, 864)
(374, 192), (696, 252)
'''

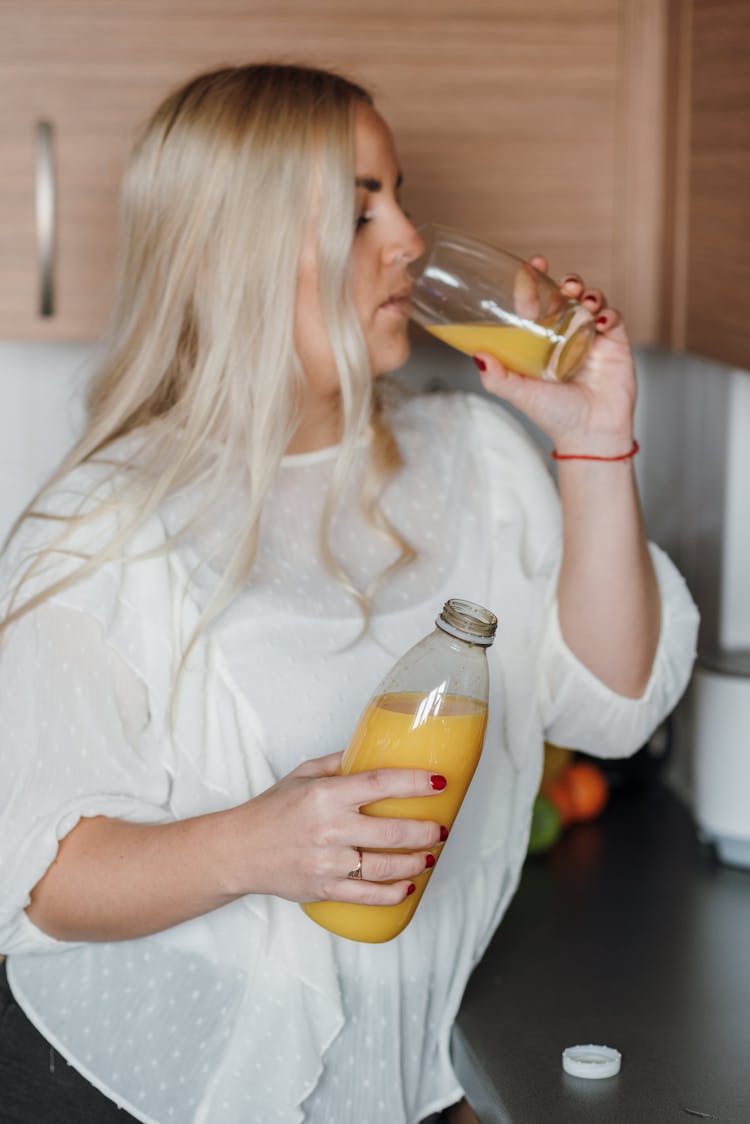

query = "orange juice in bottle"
(302, 598), (497, 943)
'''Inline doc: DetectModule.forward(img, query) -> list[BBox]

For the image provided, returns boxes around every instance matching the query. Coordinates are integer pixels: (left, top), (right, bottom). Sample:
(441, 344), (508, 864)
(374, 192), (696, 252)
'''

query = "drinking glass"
(408, 224), (595, 382)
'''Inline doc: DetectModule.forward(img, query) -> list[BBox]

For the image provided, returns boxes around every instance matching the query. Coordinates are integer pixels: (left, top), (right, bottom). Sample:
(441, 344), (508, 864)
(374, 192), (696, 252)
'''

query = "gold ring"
(347, 848), (364, 880)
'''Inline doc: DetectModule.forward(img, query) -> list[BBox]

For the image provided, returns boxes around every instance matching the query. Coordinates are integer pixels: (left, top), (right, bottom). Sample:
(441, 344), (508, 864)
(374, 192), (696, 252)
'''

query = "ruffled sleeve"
(539, 543), (699, 757)
(0, 601), (172, 955)
(0, 456), (176, 956)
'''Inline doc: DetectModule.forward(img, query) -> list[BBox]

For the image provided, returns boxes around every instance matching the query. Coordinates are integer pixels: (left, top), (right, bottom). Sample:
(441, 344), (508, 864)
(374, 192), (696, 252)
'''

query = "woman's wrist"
(550, 426), (635, 460)
(209, 804), (255, 899)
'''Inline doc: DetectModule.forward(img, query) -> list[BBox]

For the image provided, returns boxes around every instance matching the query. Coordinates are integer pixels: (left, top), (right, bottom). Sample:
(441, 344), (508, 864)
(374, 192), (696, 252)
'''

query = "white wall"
(0, 342), (95, 543)
(720, 370), (750, 650)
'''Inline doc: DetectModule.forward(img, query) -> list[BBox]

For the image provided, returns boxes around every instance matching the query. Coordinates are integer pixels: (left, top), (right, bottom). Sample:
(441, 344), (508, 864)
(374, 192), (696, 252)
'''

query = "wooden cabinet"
(0, 1), (681, 349)
(666, 0), (750, 371)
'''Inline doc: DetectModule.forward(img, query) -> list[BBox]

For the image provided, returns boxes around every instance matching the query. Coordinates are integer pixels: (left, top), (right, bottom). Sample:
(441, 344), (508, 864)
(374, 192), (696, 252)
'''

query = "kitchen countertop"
(452, 784), (750, 1123)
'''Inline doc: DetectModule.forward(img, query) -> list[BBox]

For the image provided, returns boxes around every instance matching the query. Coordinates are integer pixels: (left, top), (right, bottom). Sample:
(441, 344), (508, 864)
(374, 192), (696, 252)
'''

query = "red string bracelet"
(551, 439), (640, 462)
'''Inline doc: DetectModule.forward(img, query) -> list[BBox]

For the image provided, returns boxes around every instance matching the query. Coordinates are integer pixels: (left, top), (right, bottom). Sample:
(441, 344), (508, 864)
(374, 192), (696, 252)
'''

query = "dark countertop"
(452, 784), (750, 1124)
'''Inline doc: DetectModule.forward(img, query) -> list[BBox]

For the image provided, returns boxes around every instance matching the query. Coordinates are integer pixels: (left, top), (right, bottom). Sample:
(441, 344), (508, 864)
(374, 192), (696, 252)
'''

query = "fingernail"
(425, 853), (436, 869)
(430, 774), (447, 791)
(583, 294), (598, 304)
(596, 315), (608, 325)
(562, 274), (579, 285)
(407, 883), (416, 895)
(473, 356), (486, 372)
(439, 826), (449, 842)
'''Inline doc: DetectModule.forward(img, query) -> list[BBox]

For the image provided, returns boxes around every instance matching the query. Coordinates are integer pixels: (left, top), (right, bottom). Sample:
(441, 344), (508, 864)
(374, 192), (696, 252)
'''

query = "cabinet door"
(667, 0), (750, 370)
(0, 4), (206, 341)
(0, 0), (658, 342)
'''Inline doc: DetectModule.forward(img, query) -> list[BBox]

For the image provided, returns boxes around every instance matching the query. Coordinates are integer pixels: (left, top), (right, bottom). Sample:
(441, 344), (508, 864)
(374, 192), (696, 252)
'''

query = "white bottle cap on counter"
(562, 1044), (622, 1079)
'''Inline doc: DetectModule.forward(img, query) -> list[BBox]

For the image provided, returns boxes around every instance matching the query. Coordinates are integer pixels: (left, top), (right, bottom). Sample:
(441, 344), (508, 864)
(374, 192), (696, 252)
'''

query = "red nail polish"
(430, 774), (447, 791)
(439, 826), (449, 842)
(473, 356), (486, 372)
(596, 315), (608, 325)
(407, 883), (416, 895)
(425, 853), (436, 869)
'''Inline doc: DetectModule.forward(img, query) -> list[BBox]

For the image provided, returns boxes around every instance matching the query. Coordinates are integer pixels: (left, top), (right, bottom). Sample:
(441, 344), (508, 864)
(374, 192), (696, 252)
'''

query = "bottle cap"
(436, 599), (498, 646)
(562, 1044), (622, 1079)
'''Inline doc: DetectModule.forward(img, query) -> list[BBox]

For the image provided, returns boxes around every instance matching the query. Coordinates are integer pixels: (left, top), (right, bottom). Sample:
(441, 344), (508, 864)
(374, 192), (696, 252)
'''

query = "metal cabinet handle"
(35, 120), (56, 317)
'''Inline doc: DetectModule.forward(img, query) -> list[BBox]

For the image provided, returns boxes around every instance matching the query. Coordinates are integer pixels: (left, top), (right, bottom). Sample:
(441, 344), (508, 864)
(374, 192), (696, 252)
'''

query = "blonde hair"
(1, 64), (415, 682)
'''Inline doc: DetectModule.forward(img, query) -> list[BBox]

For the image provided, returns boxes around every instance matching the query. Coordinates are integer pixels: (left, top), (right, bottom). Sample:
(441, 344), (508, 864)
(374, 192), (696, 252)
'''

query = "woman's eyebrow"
(355, 173), (404, 192)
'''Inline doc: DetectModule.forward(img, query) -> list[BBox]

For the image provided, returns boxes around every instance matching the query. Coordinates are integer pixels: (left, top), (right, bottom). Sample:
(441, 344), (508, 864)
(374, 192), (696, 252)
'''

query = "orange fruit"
(554, 761), (609, 823)
(548, 775), (577, 825)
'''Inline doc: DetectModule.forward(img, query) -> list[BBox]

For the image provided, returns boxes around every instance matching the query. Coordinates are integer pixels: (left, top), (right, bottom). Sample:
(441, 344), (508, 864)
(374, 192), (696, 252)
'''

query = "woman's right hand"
(24, 752), (445, 943)
(220, 751), (446, 905)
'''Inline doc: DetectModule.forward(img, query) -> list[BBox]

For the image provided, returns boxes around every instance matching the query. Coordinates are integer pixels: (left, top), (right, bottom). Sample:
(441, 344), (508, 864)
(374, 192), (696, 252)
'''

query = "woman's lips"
(379, 290), (412, 317)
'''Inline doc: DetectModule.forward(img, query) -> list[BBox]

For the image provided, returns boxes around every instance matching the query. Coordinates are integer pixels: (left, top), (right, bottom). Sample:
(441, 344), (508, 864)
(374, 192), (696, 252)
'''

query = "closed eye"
(355, 199), (410, 233)
(354, 171), (405, 234)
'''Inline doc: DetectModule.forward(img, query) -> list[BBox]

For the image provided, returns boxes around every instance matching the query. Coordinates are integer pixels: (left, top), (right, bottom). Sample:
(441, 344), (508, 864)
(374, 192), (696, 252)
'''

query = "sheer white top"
(0, 392), (699, 1124)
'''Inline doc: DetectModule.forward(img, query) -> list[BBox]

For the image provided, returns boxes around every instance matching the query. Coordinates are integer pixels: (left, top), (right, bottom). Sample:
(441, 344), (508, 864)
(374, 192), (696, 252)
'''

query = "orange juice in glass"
(409, 223), (595, 382)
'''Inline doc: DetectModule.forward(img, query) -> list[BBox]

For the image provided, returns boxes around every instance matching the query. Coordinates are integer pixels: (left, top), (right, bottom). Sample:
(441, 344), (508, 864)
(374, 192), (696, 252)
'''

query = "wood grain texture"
(682, 0), (750, 369)
(1, 0), (654, 341)
(662, 0), (693, 350)
(614, 0), (670, 342)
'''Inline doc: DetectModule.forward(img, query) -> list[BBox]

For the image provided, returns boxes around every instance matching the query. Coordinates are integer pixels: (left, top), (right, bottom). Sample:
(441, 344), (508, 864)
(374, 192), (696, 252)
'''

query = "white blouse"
(0, 392), (699, 1124)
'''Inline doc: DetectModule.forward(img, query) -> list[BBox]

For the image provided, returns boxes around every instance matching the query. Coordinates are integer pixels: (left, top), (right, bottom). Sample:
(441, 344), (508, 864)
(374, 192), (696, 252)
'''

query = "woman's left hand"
(474, 256), (637, 456)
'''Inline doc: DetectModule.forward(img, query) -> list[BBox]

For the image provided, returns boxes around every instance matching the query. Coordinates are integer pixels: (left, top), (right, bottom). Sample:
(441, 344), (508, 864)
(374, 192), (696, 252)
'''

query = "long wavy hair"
(1, 64), (415, 679)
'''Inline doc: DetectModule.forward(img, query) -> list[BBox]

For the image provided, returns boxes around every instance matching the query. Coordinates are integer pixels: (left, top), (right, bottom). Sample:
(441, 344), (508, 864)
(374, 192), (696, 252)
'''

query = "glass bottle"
(302, 598), (498, 943)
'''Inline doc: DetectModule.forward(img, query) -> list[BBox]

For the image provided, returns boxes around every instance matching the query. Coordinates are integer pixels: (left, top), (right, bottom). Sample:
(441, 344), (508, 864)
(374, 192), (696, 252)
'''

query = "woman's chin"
(371, 338), (411, 378)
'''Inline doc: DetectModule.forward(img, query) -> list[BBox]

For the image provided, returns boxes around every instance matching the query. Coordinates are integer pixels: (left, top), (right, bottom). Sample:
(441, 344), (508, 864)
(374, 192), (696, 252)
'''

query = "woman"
(0, 64), (698, 1123)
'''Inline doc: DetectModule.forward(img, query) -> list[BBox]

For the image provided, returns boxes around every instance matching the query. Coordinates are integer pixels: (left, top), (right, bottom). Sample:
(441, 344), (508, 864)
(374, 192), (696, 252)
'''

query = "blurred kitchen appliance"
(691, 663), (750, 868)
(636, 349), (750, 869)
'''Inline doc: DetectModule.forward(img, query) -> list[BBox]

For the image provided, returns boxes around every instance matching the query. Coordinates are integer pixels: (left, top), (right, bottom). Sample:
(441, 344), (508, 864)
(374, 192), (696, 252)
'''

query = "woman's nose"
(386, 219), (425, 267)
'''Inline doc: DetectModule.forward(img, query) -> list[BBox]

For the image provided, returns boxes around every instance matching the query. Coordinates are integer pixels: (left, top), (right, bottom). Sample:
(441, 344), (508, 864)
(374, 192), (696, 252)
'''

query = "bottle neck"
(436, 598), (497, 646)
